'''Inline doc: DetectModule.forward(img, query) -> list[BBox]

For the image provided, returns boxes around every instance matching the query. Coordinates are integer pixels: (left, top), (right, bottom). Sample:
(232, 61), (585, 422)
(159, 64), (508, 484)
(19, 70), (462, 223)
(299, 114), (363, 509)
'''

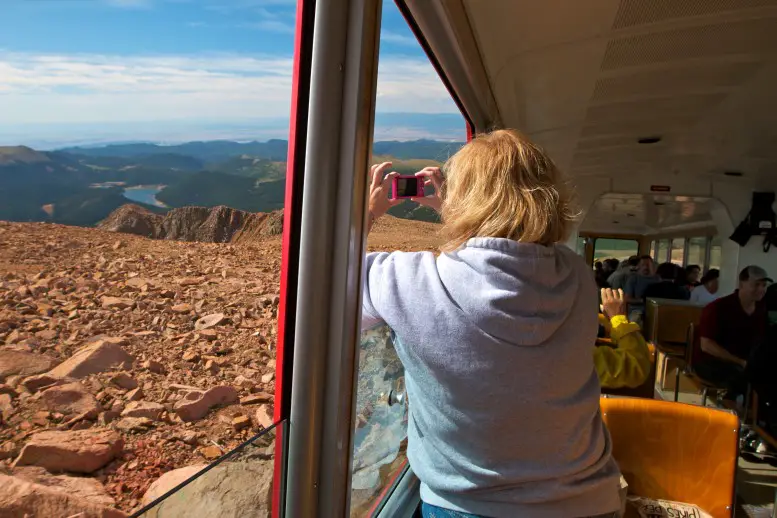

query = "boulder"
(115, 417), (154, 433)
(21, 374), (71, 394)
(173, 385), (238, 422)
(0, 350), (57, 380)
(140, 459), (273, 518)
(121, 401), (165, 421)
(14, 428), (123, 474)
(38, 382), (100, 417)
(13, 466), (117, 507)
(255, 404), (274, 429)
(47, 340), (134, 379)
(142, 464), (206, 505)
(0, 473), (127, 518)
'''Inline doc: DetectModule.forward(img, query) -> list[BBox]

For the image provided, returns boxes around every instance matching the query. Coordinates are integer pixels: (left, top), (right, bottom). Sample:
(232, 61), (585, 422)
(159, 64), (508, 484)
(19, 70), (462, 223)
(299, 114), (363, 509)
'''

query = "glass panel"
(657, 240), (669, 263)
(709, 236), (722, 270)
(650, 241), (656, 259)
(686, 237), (706, 270)
(577, 236), (586, 256)
(135, 420), (286, 518)
(670, 238), (685, 265)
(593, 238), (639, 263)
(351, 325), (408, 517)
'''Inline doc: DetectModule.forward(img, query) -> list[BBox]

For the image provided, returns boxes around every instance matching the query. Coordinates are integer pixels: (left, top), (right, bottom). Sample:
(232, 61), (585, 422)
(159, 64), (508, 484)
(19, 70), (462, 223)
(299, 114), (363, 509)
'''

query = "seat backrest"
(684, 323), (700, 370)
(645, 300), (703, 345)
(600, 397), (738, 518)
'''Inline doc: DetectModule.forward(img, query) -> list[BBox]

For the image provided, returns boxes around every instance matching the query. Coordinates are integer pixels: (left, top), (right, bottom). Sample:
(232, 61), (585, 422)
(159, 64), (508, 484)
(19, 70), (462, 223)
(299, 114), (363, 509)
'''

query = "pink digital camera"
(392, 175), (424, 200)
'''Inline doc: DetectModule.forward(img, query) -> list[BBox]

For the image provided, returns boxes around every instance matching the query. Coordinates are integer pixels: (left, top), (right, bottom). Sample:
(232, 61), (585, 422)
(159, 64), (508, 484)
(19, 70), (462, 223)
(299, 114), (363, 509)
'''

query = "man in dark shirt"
(695, 265), (770, 400)
(643, 263), (690, 302)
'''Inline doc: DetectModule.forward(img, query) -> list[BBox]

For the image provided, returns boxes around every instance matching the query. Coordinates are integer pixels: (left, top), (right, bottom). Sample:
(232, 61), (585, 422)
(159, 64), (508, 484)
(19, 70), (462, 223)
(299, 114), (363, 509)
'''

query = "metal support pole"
(284, 0), (384, 516)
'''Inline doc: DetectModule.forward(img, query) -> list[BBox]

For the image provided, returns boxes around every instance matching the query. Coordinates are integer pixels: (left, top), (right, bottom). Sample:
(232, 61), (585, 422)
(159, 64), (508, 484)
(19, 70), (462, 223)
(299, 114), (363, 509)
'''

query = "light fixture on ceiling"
(637, 136), (662, 144)
(724, 171), (744, 177)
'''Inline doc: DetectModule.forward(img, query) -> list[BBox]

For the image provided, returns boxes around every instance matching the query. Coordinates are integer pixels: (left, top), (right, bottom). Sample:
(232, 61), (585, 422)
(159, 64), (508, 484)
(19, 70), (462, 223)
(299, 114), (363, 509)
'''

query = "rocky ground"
(0, 215), (442, 517)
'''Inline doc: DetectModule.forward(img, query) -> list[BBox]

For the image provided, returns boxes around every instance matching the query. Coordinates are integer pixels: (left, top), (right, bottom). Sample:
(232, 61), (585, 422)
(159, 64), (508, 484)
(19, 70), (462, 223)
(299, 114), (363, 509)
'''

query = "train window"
(686, 237), (706, 269)
(708, 236), (722, 271)
(576, 236), (586, 255)
(593, 238), (638, 262)
(350, 2), (464, 515)
(656, 240), (670, 262)
(650, 240), (657, 259)
(670, 238), (685, 266)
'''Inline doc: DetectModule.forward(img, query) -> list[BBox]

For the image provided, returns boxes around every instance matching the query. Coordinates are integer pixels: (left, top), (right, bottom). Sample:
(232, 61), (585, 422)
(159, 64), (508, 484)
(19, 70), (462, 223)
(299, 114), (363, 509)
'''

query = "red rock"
(13, 466), (117, 507)
(171, 303), (193, 314)
(182, 350), (201, 362)
(35, 329), (58, 341)
(14, 428), (123, 474)
(255, 404), (274, 429)
(199, 329), (218, 340)
(232, 415), (251, 431)
(0, 350), (57, 380)
(0, 384), (18, 397)
(115, 417), (154, 433)
(240, 393), (273, 405)
(200, 445), (222, 460)
(261, 372), (275, 383)
(101, 296), (135, 310)
(0, 393), (13, 414)
(142, 359), (165, 374)
(39, 382), (100, 417)
(173, 385), (238, 422)
(125, 387), (144, 401)
(21, 373), (68, 393)
(195, 313), (225, 331)
(0, 473), (128, 518)
(109, 372), (137, 390)
(121, 401), (164, 421)
(47, 340), (134, 379)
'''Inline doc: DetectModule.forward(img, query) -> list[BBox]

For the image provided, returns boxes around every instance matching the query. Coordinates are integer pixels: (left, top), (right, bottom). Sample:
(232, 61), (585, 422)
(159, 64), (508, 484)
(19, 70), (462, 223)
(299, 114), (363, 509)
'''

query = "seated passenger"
(596, 288), (651, 389)
(624, 255), (660, 320)
(362, 129), (621, 518)
(690, 269), (720, 305)
(695, 265), (770, 401)
(642, 262), (690, 301)
(684, 264), (702, 291)
(608, 255), (638, 290)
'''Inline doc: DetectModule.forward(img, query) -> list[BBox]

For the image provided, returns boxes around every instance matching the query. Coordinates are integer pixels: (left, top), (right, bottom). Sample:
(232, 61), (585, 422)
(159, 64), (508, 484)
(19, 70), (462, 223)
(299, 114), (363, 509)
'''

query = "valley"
(0, 139), (462, 228)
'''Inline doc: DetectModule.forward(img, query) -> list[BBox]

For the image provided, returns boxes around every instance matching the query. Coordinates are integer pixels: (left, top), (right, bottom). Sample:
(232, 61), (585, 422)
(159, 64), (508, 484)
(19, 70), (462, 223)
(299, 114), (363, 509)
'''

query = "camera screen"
(396, 178), (419, 197)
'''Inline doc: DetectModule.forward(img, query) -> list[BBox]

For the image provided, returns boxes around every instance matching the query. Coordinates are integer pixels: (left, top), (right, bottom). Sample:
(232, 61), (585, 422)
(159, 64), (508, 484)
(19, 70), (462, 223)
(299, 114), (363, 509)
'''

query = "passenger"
(685, 264), (702, 290)
(624, 255), (659, 320)
(608, 255), (639, 290)
(642, 262), (691, 301)
(695, 265), (770, 402)
(594, 260), (610, 288)
(603, 258), (620, 278)
(596, 288), (651, 389)
(690, 269), (720, 305)
(362, 129), (621, 518)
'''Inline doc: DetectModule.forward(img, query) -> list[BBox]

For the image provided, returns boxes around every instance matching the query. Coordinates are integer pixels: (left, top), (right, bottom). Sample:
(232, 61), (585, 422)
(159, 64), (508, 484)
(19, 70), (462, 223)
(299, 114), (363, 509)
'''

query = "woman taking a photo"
(361, 129), (621, 518)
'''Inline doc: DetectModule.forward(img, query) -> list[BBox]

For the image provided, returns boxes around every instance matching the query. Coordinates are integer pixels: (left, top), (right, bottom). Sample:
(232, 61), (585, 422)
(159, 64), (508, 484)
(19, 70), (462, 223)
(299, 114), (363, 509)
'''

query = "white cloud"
(381, 31), (417, 46)
(0, 51), (458, 127)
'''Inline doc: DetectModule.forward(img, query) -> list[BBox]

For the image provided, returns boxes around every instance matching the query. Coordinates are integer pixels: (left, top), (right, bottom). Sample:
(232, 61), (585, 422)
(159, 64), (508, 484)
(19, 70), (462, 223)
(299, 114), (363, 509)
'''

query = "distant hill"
(61, 139), (464, 162)
(0, 146), (51, 166)
(0, 138), (463, 228)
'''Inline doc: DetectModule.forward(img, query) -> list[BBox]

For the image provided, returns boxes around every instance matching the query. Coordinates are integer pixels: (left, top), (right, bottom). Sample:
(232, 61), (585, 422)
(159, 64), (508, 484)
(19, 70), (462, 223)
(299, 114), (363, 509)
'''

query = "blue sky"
(0, 0), (462, 146)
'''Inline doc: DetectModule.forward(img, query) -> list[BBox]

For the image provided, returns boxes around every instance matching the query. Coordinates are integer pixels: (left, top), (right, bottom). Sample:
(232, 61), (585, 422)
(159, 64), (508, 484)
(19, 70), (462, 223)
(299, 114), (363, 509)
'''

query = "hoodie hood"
(436, 237), (584, 346)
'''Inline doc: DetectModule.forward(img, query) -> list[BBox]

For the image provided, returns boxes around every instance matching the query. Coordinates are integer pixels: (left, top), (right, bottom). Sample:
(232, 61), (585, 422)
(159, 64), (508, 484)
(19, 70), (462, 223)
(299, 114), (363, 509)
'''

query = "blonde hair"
(440, 129), (575, 251)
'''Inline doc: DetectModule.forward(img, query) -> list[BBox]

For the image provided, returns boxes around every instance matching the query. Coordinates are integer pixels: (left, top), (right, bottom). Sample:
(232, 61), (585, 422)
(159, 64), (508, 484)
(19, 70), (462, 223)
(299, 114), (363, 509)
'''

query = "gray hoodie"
(362, 237), (620, 518)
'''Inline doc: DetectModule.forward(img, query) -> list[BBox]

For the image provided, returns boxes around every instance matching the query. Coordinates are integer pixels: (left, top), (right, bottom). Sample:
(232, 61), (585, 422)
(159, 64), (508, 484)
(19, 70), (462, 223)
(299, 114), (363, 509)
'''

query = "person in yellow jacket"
(595, 287), (652, 389)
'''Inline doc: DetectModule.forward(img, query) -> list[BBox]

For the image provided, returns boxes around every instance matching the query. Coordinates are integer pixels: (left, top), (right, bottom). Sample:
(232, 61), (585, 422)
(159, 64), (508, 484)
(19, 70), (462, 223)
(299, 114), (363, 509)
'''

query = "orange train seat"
(600, 397), (739, 518)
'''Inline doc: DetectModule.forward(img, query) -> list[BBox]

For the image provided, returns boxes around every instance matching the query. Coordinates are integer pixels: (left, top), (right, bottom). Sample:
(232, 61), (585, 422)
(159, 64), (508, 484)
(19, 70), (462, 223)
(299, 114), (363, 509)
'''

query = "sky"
(0, 0), (463, 147)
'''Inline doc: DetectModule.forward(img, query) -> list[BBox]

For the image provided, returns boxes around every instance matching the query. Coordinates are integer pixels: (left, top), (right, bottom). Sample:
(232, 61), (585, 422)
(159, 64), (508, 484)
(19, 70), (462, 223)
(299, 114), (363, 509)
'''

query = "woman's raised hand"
(369, 162), (400, 220)
(411, 166), (443, 214)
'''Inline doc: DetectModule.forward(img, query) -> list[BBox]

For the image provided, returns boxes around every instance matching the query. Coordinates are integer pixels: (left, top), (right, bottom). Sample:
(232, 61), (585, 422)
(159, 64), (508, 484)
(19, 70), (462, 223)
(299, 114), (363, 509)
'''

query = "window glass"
(657, 240), (670, 263)
(686, 237), (706, 270)
(593, 238), (639, 263)
(650, 240), (657, 259)
(709, 236), (722, 271)
(670, 238), (685, 266)
(577, 236), (586, 256)
(351, 3), (464, 515)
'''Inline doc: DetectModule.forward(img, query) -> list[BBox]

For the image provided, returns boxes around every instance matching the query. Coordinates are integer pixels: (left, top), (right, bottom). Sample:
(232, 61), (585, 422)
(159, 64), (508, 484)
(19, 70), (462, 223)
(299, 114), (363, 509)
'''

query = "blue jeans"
(421, 502), (619, 518)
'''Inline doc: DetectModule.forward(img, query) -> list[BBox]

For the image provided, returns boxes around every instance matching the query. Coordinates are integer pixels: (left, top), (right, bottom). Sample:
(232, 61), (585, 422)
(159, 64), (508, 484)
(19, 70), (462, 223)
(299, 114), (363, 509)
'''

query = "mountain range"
(0, 139), (463, 227)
